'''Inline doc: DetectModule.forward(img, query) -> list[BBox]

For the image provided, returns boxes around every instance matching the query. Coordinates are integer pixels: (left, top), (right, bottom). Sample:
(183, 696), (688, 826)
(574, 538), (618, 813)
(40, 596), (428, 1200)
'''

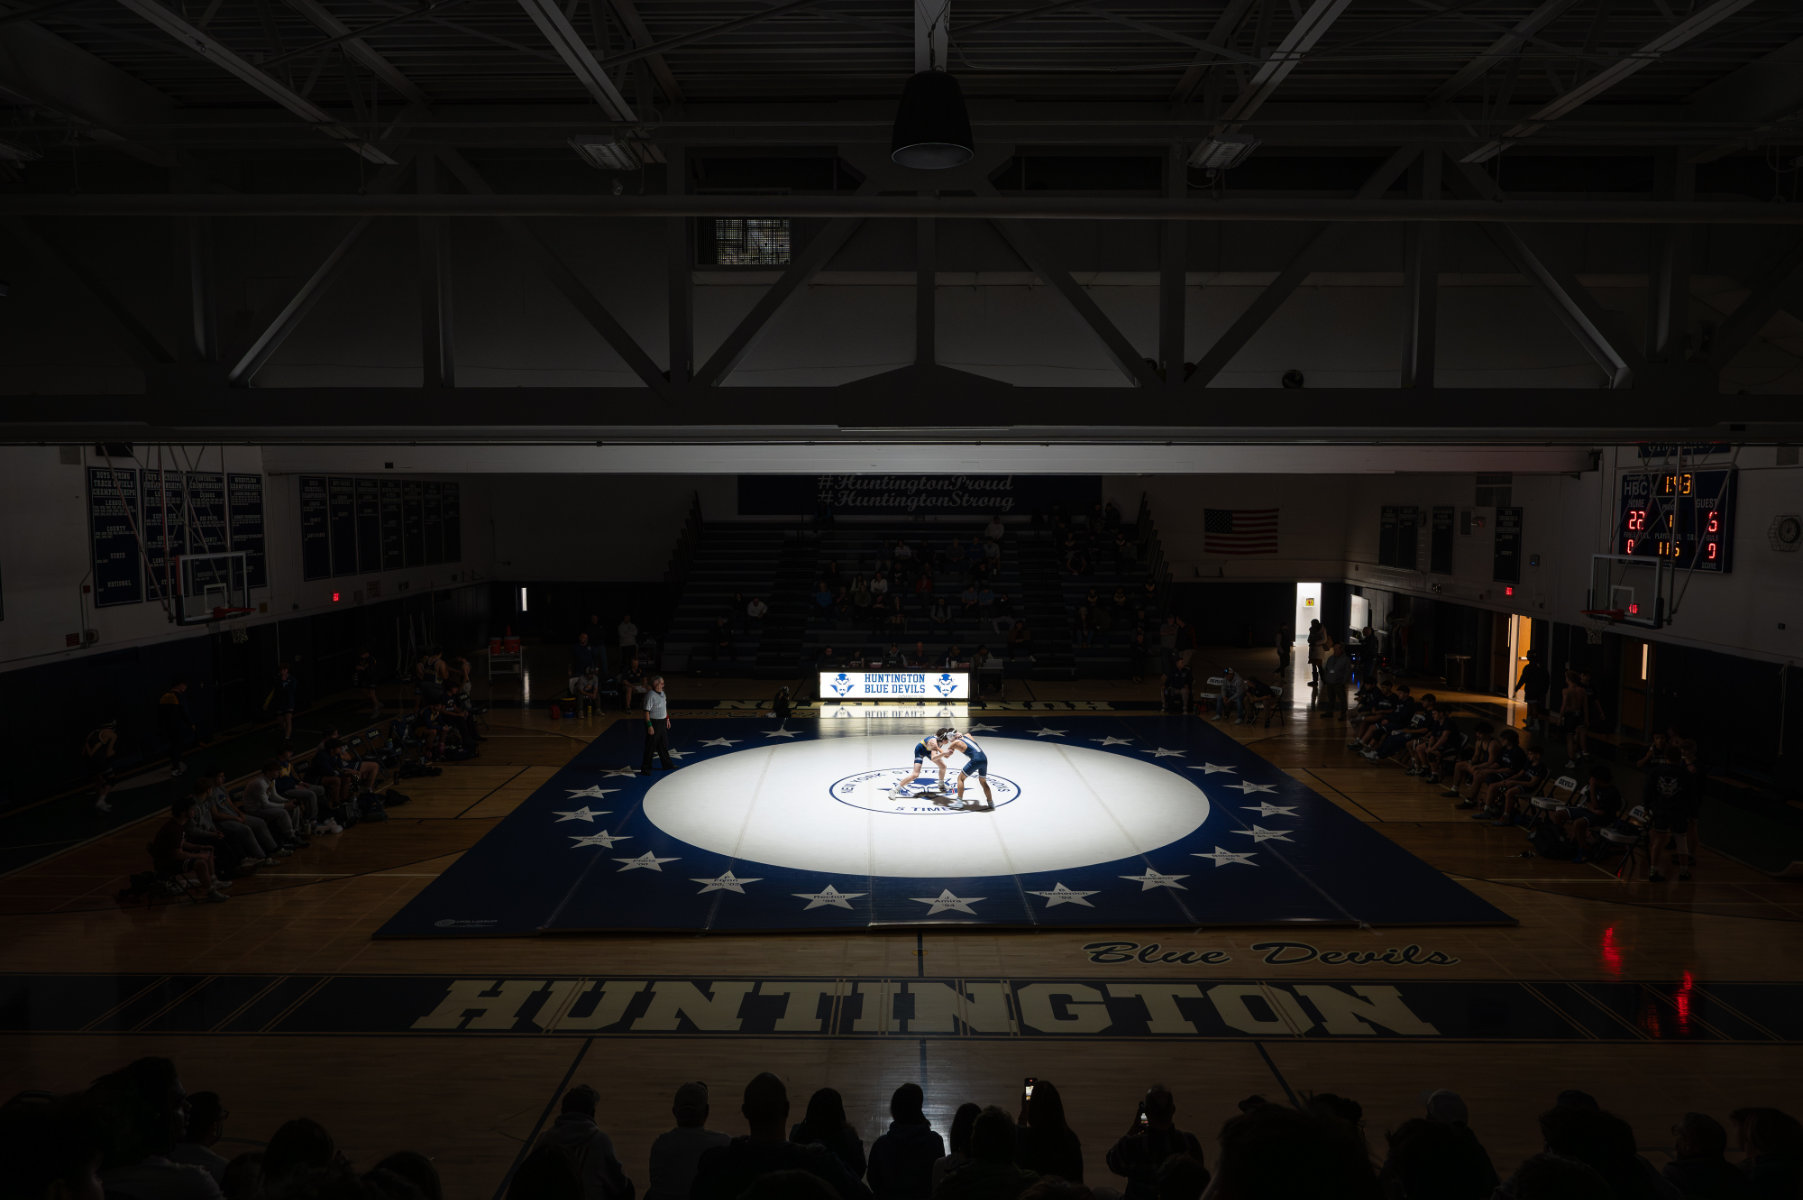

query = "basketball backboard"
(1588, 554), (1669, 629)
(177, 551), (251, 625)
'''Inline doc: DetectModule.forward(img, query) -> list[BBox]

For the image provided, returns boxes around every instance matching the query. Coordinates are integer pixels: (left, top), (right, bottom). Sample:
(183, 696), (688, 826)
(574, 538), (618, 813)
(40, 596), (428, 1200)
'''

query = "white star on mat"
(1120, 868), (1188, 891)
(1242, 801), (1299, 818)
(966, 723), (1002, 733)
(569, 831), (630, 849)
(1026, 727), (1067, 738)
(698, 737), (742, 748)
(794, 884), (866, 910)
(1225, 781), (1277, 794)
(614, 851), (679, 872)
(763, 728), (802, 738)
(911, 889), (985, 915)
(1193, 846), (1258, 867)
(1144, 747), (1187, 758)
(562, 785), (618, 801)
(1026, 882), (1099, 908)
(599, 767), (639, 778)
(1092, 736), (1135, 746)
(552, 806), (611, 824)
(692, 870), (761, 894)
(1187, 763), (1237, 775)
(1232, 825), (1293, 844)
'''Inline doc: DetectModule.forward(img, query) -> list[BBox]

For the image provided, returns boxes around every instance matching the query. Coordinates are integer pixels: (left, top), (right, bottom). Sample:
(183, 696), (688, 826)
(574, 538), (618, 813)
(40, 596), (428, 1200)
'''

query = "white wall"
(1340, 448), (1803, 665)
(0, 447), (492, 669)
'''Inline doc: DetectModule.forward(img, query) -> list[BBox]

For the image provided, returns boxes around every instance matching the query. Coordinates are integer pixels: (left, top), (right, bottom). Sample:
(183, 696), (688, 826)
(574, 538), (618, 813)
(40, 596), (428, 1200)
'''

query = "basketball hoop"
(1579, 608), (1624, 625)
(211, 605), (254, 644)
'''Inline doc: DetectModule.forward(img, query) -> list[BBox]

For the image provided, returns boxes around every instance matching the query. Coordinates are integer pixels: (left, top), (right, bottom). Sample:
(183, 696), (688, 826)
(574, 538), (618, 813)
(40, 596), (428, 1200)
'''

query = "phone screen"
(1137, 1104), (1149, 1128)
(1022, 1077), (1037, 1102)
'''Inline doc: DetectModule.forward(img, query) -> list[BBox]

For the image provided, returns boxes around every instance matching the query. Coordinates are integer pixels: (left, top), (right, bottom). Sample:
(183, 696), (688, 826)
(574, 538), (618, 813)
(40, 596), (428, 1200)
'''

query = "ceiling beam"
(515, 0), (661, 163)
(1459, 0), (1759, 163)
(7, 193), (1803, 224)
(605, 0), (682, 105)
(1217, 0), (1355, 129)
(1684, 34), (1803, 162)
(278, 0), (430, 105)
(0, 18), (176, 164)
(1427, 0), (1583, 103)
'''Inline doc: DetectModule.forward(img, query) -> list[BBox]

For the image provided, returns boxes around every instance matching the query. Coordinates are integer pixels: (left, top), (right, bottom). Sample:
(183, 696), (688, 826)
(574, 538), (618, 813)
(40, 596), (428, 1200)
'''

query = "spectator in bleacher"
(1378, 1119), (1493, 1200)
(870, 572), (890, 601)
(791, 1089), (865, 1181)
(1207, 1103), (1380, 1200)
(274, 748), (336, 835)
(0, 1091), (105, 1200)
(867, 1084), (943, 1200)
(151, 797), (228, 903)
(1016, 1080), (1081, 1185)
(1008, 621), (1034, 660)
(1130, 631), (1152, 684)
(157, 681), (198, 779)
(1730, 1107), (1802, 1199)
(619, 615), (639, 656)
(907, 642), (931, 668)
(1111, 587), (1130, 617)
(262, 1119), (339, 1194)
(82, 719), (119, 814)
(574, 669), (601, 716)
(534, 1085), (635, 1200)
(815, 581), (835, 616)
(1073, 606), (1093, 648)
(1662, 1113), (1752, 1200)
(90, 1057), (227, 1196)
(1106, 1086), (1204, 1200)
(202, 768), (285, 859)
(747, 596), (768, 628)
(958, 583), (979, 617)
(943, 645), (965, 668)
(649, 1082), (730, 1200)
(984, 515), (1004, 543)
(1561, 763), (1623, 863)
(913, 568), (935, 603)
(708, 618), (736, 666)
(931, 1105), (982, 1194)
(572, 633), (600, 677)
(693, 1075), (869, 1200)
(374, 1151), (441, 1200)
(169, 1092), (228, 1185)
(932, 1107), (1035, 1200)
(241, 763), (308, 850)
(929, 597), (951, 630)
(885, 597), (908, 635)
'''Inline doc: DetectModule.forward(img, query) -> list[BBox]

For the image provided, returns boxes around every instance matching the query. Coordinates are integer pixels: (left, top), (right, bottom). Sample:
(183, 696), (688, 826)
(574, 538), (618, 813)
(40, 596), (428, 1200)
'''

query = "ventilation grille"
(1475, 472), (1512, 508)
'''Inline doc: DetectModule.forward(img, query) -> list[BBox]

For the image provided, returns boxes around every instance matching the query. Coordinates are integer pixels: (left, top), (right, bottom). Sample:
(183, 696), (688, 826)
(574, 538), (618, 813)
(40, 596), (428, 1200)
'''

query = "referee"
(636, 675), (675, 773)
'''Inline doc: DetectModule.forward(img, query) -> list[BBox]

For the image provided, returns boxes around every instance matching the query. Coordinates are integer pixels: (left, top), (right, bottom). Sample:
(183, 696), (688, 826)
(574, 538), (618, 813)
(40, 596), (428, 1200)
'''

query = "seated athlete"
(893, 732), (948, 795)
(940, 728), (995, 811)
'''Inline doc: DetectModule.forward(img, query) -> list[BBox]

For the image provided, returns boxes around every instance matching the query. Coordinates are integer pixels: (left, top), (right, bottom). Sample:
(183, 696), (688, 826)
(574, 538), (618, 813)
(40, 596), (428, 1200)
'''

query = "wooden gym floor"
(3, 650), (1800, 1200)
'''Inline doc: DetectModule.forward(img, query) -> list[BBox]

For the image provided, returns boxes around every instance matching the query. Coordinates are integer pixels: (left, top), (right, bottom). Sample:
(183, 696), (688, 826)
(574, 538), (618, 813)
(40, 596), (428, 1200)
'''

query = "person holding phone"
(1016, 1078), (1082, 1184)
(1106, 1086), (1206, 1200)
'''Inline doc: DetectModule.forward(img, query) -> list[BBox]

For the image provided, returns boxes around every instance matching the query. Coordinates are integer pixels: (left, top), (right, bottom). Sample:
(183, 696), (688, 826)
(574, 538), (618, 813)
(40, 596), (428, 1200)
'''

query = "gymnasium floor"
(3, 650), (1800, 1200)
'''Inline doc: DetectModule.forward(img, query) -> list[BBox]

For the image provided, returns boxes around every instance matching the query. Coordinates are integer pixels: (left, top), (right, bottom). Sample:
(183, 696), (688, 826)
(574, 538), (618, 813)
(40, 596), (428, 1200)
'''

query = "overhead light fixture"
(569, 135), (640, 171)
(890, 71), (973, 169)
(1188, 133), (1260, 171)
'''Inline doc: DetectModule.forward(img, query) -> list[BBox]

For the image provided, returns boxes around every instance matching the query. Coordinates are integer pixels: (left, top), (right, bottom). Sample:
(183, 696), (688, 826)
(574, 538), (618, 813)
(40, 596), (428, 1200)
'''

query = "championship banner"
(819, 671), (969, 700)
(739, 474), (1101, 517)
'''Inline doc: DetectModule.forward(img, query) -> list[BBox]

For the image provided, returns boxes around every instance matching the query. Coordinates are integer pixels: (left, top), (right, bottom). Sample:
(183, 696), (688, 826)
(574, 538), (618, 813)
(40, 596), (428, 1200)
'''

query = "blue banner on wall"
(739, 475), (1102, 517)
(87, 467), (142, 608)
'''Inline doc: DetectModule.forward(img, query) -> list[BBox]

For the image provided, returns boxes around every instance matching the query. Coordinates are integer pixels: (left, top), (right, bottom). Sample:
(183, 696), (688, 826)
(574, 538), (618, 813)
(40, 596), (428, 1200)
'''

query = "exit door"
(1294, 582), (1321, 642)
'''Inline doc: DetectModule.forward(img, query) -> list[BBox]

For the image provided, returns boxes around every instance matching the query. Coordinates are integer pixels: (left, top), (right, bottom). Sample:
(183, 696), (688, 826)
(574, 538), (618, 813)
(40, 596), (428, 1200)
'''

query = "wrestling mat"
(377, 714), (1513, 936)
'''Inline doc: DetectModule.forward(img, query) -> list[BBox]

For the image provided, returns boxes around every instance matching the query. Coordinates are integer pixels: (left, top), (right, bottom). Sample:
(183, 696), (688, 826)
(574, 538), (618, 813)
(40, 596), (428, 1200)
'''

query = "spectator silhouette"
(932, 1104), (983, 1194)
(791, 1088), (866, 1181)
(691, 1075), (869, 1200)
(533, 1085), (634, 1200)
(648, 1082), (729, 1200)
(1205, 1104), (1380, 1200)
(374, 1152), (443, 1200)
(1016, 1081), (1081, 1185)
(169, 1091), (228, 1185)
(1106, 1086), (1203, 1200)
(868, 1084), (944, 1200)
(1663, 1112), (1753, 1199)
(1499, 1153), (1612, 1200)
(930, 1107), (1037, 1200)
(1379, 1119), (1494, 1200)
(1731, 1108), (1803, 1200)
(510, 1143), (583, 1200)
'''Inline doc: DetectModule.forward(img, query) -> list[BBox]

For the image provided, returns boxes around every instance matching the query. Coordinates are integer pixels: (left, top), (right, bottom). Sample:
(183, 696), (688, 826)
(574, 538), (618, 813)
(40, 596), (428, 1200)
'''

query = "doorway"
(1294, 582), (1322, 642)
(1507, 613), (1533, 697)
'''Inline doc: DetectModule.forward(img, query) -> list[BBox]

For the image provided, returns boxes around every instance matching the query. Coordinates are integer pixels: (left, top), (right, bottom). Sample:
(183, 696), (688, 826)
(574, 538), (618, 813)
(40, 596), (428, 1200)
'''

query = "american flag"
(1204, 508), (1279, 555)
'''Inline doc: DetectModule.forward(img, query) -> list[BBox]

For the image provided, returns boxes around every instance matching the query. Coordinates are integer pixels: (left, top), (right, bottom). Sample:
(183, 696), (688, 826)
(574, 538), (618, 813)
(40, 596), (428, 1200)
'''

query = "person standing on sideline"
(637, 675), (675, 773)
(82, 719), (119, 813)
(157, 681), (197, 778)
(269, 664), (298, 741)
(533, 1084), (636, 1200)
(649, 1082), (730, 1200)
(1318, 640), (1351, 719)
(1513, 650), (1550, 732)
(1305, 620), (1325, 688)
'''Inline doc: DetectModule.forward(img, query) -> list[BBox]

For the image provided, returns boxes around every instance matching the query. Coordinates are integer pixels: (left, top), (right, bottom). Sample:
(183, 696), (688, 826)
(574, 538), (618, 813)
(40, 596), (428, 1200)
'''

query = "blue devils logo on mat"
(829, 672), (856, 696)
(932, 672), (959, 697)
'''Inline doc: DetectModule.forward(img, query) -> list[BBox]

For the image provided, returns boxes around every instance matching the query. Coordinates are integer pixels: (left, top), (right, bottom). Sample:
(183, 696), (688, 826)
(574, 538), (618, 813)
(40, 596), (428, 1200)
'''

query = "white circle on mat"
(640, 733), (1210, 878)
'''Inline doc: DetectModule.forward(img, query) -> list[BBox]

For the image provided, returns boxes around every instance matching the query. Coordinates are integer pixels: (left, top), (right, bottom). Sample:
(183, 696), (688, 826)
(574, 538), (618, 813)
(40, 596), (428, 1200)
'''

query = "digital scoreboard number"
(1617, 468), (1736, 572)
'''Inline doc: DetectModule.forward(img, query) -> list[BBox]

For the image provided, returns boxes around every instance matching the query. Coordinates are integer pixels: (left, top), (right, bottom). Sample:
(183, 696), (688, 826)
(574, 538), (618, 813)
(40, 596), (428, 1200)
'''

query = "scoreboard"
(1616, 468), (1736, 572)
